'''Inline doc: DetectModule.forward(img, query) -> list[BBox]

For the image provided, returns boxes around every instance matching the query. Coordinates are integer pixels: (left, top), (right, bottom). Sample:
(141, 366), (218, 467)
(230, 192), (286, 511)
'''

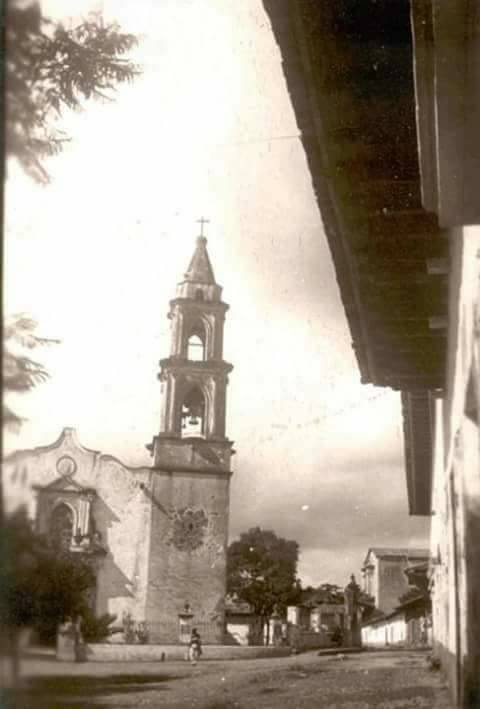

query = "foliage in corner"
(3, 313), (58, 430)
(0, 508), (96, 643)
(6, 0), (141, 183)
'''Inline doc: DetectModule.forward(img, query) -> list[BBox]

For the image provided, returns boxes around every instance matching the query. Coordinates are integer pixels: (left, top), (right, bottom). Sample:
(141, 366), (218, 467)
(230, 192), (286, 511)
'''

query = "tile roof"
(369, 547), (429, 557)
(363, 547), (429, 567)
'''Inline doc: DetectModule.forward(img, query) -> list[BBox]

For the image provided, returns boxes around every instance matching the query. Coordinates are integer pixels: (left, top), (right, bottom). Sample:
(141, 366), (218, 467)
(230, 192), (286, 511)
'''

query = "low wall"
(362, 616), (407, 648)
(288, 628), (332, 652)
(58, 643), (291, 662)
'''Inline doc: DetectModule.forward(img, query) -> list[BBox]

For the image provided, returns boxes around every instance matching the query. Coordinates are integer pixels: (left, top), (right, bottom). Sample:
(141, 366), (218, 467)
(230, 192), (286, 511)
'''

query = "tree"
(302, 582), (344, 605)
(227, 527), (300, 643)
(0, 508), (96, 675)
(6, 0), (140, 183)
(2, 314), (59, 525)
(3, 314), (57, 431)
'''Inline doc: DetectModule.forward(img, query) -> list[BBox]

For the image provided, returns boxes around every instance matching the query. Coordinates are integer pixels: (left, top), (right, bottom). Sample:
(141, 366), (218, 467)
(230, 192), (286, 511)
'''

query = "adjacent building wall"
(362, 615), (407, 648)
(429, 226), (480, 704)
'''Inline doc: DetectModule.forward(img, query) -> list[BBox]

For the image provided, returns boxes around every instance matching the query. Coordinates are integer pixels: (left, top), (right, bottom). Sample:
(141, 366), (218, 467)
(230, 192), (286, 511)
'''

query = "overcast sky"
(4, 0), (429, 586)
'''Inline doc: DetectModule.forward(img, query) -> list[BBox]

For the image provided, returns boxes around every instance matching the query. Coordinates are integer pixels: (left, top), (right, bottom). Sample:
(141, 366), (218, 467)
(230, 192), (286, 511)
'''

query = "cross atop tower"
(196, 217), (210, 238)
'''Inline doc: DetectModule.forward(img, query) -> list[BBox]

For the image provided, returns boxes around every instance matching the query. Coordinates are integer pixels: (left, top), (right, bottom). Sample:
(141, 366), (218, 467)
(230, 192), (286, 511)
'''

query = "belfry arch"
(180, 384), (206, 438)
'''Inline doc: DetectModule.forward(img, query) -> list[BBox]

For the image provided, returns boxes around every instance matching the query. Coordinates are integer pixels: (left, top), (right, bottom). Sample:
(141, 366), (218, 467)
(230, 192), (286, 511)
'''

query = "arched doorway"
(49, 503), (74, 550)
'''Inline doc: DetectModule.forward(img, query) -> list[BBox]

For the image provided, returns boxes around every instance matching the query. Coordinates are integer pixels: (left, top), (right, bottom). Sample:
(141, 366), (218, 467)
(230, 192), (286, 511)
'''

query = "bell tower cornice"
(158, 358), (233, 376)
(168, 297), (229, 311)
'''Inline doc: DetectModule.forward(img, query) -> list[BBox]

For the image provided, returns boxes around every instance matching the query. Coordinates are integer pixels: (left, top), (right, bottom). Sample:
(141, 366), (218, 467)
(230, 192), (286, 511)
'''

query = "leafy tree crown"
(227, 527), (300, 618)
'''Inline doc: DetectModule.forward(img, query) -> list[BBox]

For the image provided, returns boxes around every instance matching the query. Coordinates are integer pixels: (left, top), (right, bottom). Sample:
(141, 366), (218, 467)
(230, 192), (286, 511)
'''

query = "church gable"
(4, 427), (99, 494)
(35, 474), (95, 495)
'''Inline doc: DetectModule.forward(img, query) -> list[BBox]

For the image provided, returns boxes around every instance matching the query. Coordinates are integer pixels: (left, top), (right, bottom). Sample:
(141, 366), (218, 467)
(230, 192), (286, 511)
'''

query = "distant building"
(361, 548), (429, 614)
(4, 234), (235, 644)
(286, 585), (345, 650)
(291, 600), (345, 635)
(362, 559), (431, 648)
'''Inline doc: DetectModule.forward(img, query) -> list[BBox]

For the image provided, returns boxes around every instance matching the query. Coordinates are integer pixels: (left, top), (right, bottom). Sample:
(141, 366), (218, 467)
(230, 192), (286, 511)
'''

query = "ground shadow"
(223, 630), (241, 646)
(0, 673), (181, 709)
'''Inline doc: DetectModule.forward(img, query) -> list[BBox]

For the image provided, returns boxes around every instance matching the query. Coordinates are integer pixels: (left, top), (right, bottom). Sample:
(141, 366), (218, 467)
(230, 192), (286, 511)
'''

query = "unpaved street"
(1, 649), (451, 708)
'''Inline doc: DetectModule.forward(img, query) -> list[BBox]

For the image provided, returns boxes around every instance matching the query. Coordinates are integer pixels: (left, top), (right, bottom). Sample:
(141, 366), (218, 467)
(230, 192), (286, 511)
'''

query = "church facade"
(4, 236), (235, 643)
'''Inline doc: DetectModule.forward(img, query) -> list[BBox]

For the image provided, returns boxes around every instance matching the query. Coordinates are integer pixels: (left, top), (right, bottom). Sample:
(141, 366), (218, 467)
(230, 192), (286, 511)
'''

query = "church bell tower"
(145, 227), (234, 642)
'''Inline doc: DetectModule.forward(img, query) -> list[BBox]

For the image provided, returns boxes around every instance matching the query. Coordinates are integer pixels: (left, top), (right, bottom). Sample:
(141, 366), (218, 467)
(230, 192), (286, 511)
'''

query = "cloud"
(229, 457), (429, 585)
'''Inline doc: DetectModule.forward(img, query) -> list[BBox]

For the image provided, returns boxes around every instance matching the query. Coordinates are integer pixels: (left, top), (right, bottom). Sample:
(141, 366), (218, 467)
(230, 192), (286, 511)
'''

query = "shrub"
(81, 610), (117, 643)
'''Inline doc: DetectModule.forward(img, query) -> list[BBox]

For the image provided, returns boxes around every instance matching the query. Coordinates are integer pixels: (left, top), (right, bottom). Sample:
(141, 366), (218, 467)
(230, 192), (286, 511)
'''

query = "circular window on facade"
(56, 455), (77, 477)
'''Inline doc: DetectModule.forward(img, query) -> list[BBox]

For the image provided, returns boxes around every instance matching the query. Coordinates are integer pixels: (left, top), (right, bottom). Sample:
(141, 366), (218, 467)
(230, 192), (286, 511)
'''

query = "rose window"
(170, 508), (208, 551)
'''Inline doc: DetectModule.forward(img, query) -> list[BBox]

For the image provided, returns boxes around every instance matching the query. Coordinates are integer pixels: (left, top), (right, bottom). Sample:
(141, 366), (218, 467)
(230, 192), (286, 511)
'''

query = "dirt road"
(1, 648), (451, 708)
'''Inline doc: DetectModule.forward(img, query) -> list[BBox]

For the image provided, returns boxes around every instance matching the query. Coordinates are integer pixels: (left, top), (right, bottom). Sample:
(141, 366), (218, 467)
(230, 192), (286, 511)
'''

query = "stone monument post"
(178, 602), (194, 644)
(344, 574), (362, 647)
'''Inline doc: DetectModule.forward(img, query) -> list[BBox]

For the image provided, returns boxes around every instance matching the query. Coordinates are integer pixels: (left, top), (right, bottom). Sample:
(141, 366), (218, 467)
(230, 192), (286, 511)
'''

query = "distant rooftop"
(363, 547), (429, 566)
(370, 547), (429, 557)
(225, 597), (253, 615)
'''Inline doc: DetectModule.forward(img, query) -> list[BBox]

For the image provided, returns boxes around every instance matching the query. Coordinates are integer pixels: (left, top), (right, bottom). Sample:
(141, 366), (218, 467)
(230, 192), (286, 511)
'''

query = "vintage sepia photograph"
(1, 1), (479, 707)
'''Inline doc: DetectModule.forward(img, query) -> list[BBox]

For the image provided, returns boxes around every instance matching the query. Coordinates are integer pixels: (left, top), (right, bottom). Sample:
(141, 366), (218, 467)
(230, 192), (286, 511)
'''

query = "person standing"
(188, 628), (202, 665)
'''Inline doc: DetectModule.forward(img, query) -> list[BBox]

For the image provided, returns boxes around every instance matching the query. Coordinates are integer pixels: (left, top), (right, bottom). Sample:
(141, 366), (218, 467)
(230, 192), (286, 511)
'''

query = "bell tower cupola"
(150, 226), (234, 468)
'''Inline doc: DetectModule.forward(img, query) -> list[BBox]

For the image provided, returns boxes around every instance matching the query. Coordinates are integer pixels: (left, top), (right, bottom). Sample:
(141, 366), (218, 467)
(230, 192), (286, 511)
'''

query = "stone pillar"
(344, 574), (362, 648)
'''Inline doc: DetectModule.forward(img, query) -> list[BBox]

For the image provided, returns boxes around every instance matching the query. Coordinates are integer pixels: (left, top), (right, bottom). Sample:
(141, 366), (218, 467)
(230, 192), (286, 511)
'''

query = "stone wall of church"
(91, 457), (152, 623)
(144, 469), (230, 643)
(3, 429), (153, 628)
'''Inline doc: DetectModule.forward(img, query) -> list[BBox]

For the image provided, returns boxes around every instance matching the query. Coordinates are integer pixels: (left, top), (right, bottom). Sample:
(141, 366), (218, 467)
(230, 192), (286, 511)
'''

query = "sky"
(4, 0), (429, 586)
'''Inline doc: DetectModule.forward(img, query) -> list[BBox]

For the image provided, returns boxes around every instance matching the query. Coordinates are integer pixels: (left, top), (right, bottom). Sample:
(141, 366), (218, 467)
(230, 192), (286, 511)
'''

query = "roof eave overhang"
(411, 0), (480, 226)
(262, 0), (448, 392)
(262, 0), (375, 385)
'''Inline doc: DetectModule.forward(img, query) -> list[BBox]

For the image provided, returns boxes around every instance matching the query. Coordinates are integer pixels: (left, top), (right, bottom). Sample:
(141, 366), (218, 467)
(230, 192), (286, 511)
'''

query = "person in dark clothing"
(188, 628), (202, 664)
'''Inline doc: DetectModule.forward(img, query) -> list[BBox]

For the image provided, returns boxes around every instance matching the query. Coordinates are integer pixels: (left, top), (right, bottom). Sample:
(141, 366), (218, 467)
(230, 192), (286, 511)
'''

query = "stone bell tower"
(145, 228), (234, 643)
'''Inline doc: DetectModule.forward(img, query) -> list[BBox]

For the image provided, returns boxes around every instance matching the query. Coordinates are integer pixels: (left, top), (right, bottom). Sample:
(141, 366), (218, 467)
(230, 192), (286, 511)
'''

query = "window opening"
(187, 322), (206, 361)
(187, 334), (204, 361)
